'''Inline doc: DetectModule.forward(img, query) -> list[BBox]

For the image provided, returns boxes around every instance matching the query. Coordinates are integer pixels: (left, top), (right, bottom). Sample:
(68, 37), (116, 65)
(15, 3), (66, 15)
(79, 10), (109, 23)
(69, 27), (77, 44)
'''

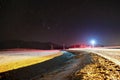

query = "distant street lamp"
(90, 40), (96, 48)
(63, 44), (65, 50)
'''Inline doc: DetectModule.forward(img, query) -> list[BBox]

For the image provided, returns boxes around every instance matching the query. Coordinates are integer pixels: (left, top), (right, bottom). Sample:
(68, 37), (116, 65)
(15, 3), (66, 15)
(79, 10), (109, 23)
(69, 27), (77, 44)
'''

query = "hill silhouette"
(0, 40), (63, 50)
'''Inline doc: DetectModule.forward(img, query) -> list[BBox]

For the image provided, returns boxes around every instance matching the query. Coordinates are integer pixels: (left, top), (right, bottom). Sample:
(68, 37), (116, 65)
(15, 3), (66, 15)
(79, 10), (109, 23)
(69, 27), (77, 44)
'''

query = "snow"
(68, 48), (120, 66)
(0, 50), (62, 73)
(0, 50), (60, 56)
(0, 50), (61, 64)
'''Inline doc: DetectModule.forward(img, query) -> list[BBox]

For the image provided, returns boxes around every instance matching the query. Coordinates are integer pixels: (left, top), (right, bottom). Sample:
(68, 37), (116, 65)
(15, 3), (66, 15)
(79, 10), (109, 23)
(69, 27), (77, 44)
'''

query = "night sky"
(0, 0), (120, 46)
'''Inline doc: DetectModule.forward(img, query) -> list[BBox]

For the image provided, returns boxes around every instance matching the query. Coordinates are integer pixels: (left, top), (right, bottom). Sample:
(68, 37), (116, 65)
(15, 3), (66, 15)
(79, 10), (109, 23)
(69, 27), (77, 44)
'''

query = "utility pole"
(63, 44), (65, 50)
(51, 44), (54, 50)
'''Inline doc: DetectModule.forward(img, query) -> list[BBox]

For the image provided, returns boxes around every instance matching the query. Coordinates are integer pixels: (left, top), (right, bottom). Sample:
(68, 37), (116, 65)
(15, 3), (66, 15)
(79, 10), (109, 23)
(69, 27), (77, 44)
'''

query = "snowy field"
(0, 50), (62, 73)
(68, 48), (120, 66)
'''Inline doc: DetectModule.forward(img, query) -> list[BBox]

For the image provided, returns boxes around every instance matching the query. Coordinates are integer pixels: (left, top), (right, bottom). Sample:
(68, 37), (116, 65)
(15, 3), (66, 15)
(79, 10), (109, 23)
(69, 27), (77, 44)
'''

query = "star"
(47, 27), (50, 30)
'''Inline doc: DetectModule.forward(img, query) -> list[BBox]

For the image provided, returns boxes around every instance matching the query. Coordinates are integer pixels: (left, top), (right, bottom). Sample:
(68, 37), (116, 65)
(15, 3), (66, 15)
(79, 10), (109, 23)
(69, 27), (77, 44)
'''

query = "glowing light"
(90, 39), (96, 48)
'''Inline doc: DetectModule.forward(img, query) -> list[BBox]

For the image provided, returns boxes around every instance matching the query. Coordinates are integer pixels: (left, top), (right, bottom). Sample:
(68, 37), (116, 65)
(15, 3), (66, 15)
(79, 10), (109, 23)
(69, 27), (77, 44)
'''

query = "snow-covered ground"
(0, 50), (60, 56)
(68, 48), (120, 66)
(0, 50), (62, 73)
(0, 50), (61, 64)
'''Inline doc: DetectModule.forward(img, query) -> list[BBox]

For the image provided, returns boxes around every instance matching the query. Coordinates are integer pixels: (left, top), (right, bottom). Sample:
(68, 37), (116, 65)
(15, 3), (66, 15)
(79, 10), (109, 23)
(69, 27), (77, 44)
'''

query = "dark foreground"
(1, 50), (120, 80)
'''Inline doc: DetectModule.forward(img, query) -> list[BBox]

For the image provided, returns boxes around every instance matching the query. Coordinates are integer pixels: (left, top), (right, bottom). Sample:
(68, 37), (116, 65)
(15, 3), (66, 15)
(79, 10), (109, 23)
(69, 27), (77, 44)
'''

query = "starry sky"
(0, 0), (120, 46)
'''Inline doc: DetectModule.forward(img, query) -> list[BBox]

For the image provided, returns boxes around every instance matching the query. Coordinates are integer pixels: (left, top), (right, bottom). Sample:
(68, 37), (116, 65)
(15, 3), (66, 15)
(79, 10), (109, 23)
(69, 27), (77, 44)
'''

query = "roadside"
(86, 48), (120, 66)
(70, 53), (120, 80)
(38, 50), (120, 80)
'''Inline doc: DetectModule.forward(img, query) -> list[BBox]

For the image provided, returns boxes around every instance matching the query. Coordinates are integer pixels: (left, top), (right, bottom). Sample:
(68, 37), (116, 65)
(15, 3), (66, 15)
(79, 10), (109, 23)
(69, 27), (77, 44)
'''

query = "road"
(35, 51), (91, 80)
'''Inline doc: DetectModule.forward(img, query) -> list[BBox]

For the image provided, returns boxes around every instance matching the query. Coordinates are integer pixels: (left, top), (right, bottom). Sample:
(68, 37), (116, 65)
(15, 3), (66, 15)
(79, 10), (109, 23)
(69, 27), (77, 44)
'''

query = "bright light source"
(90, 39), (96, 48)
(91, 40), (96, 45)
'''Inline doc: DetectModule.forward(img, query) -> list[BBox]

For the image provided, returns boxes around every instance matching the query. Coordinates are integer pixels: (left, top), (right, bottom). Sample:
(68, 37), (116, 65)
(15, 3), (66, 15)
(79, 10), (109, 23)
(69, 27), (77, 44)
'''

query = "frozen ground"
(0, 50), (62, 73)
(68, 48), (120, 66)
